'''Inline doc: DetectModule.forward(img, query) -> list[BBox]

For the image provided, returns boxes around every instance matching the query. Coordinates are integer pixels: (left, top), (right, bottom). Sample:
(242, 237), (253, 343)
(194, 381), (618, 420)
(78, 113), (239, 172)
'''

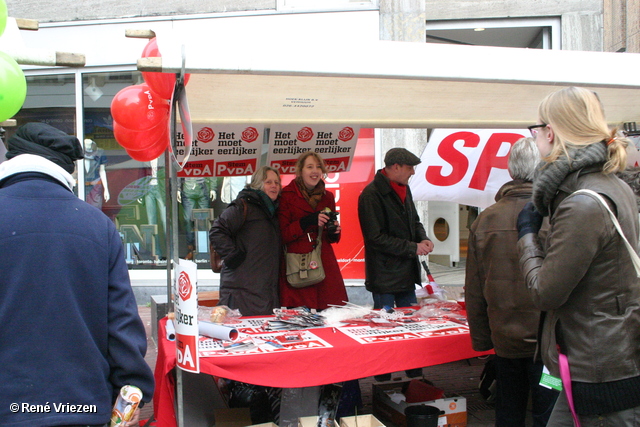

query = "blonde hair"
(294, 151), (328, 177)
(538, 86), (628, 173)
(248, 166), (281, 191)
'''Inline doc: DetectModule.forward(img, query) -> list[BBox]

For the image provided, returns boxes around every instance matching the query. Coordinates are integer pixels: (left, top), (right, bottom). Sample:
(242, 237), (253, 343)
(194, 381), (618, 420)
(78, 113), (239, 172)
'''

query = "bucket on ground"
(404, 404), (445, 427)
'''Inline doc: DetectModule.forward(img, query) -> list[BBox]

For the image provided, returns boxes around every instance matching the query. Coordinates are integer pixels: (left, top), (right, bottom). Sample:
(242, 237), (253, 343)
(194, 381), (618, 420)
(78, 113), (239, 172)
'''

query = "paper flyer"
(267, 125), (359, 174)
(198, 329), (333, 358)
(174, 258), (200, 373)
(338, 320), (469, 344)
(175, 123), (265, 178)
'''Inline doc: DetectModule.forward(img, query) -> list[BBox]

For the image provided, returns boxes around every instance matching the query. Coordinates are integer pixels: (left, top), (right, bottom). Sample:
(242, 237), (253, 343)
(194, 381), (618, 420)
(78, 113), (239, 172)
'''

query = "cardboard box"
(340, 414), (387, 427)
(372, 382), (466, 427)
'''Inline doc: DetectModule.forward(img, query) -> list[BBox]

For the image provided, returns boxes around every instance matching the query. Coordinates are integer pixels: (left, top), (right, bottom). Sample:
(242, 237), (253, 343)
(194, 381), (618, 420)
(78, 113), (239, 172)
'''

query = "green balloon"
(0, 51), (26, 122)
(0, 0), (7, 38)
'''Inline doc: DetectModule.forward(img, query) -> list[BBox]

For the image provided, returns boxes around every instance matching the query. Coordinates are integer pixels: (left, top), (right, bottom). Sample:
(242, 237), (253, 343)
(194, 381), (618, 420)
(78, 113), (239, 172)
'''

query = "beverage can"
(110, 385), (142, 427)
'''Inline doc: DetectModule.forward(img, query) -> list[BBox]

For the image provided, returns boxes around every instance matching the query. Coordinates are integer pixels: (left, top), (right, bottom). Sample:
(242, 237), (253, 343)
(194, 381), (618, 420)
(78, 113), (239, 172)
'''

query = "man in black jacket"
(359, 147), (434, 308)
(358, 147), (434, 380)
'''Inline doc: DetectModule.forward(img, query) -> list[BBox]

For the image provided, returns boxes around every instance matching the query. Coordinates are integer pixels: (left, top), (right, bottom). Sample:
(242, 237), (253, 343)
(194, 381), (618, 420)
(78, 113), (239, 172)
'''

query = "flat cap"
(384, 147), (421, 167)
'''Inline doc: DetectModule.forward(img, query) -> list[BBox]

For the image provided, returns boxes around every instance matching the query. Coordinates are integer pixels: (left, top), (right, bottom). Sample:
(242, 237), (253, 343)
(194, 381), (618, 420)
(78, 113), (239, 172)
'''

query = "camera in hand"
(322, 209), (340, 234)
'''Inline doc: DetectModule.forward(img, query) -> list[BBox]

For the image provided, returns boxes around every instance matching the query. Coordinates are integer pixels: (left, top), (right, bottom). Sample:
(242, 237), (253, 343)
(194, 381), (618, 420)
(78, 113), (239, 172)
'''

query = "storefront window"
(425, 17), (560, 50)
(82, 71), (231, 270)
(11, 73), (78, 195)
(14, 71), (230, 271)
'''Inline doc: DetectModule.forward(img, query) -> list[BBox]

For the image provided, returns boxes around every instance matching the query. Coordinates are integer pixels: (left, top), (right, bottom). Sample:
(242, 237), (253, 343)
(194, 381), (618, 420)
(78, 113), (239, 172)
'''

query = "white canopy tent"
(132, 32), (640, 426)
(136, 33), (640, 128)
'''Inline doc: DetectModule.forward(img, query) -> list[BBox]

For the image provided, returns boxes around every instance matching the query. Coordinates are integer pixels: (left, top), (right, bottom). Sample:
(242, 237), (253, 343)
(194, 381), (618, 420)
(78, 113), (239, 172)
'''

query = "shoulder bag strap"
(241, 198), (248, 224)
(558, 347), (581, 427)
(573, 189), (640, 277)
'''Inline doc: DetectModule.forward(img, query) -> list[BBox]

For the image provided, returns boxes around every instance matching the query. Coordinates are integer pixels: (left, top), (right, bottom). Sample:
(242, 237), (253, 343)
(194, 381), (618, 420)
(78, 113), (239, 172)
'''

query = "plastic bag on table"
(416, 282), (447, 302)
(197, 305), (242, 324)
(415, 301), (464, 319)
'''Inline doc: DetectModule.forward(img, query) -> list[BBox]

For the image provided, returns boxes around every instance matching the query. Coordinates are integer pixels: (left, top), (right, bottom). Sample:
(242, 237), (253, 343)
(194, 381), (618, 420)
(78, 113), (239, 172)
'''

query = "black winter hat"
(6, 122), (83, 173)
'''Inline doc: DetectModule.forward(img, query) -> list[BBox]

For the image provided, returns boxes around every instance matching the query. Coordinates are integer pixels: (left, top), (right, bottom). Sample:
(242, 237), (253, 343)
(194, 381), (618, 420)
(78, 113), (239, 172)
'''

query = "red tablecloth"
(153, 316), (491, 427)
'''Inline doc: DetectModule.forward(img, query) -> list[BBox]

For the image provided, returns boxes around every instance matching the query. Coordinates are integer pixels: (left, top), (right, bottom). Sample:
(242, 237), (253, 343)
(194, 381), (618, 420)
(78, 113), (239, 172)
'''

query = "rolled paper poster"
(165, 318), (176, 341)
(199, 321), (239, 341)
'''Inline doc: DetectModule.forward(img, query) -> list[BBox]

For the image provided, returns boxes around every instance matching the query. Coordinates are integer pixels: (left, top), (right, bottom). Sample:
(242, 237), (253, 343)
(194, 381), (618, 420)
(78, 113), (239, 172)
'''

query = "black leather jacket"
(358, 170), (429, 294)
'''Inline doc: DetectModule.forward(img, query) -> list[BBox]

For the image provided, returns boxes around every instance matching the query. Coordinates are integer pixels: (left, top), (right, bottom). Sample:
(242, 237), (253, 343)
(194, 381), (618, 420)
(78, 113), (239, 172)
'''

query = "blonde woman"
(517, 87), (640, 425)
(209, 166), (282, 316)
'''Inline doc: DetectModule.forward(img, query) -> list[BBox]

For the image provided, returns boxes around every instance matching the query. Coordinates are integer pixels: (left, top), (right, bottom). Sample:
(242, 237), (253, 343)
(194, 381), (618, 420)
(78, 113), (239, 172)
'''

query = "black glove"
(224, 248), (246, 269)
(517, 201), (543, 239)
(300, 212), (320, 231)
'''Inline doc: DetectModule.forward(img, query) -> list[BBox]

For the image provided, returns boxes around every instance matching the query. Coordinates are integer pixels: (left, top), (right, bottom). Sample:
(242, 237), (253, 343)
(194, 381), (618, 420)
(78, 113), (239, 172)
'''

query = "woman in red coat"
(278, 151), (348, 310)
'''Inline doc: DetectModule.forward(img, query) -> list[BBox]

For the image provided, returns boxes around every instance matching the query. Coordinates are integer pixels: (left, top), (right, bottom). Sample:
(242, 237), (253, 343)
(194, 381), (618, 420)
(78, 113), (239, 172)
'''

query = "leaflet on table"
(174, 124), (265, 178)
(267, 125), (359, 174)
(198, 329), (332, 358)
(174, 259), (200, 373)
(217, 316), (273, 334)
(339, 319), (470, 344)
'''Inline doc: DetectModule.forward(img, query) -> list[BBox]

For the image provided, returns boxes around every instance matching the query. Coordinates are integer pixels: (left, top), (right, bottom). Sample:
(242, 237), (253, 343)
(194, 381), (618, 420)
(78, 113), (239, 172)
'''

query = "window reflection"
(13, 71), (232, 270)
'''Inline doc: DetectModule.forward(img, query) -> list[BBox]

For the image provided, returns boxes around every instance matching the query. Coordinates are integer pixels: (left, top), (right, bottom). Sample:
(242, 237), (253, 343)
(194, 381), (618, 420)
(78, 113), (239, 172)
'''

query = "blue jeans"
(372, 290), (417, 310)
(494, 355), (559, 427)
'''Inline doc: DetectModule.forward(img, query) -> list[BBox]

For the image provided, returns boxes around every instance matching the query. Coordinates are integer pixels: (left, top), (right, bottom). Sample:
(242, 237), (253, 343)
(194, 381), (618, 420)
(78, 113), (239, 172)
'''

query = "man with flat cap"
(358, 147), (434, 380)
(0, 123), (154, 427)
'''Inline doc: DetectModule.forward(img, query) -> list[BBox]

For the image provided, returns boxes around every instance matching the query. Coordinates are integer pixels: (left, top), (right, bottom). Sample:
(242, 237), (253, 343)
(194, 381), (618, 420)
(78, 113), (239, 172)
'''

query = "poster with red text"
(340, 320), (469, 344)
(175, 124), (264, 178)
(174, 259), (200, 373)
(410, 129), (528, 209)
(267, 125), (360, 174)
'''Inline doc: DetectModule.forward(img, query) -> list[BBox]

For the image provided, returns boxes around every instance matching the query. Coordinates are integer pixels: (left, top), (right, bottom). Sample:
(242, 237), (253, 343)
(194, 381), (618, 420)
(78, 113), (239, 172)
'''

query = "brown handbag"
(209, 246), (224, 273)
(210, 199), (247, 273)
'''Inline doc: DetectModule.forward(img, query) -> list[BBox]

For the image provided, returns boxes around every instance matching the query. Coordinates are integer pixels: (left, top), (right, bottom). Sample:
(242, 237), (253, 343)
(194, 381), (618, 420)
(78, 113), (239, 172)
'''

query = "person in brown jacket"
(466, 137), (558, 426)
(517, 87), (640, 426)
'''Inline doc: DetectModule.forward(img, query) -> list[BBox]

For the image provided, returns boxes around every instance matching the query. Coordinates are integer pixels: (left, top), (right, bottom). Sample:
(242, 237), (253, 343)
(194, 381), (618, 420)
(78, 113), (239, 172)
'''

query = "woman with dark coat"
(278, 151), (348, 310)
(517, 87), (640, 425)
(209, 166), (282, 316)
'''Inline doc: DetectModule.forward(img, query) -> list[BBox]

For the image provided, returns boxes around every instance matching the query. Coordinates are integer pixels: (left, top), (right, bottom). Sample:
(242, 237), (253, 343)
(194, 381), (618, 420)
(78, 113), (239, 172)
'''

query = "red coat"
(278, 180), (348, 310)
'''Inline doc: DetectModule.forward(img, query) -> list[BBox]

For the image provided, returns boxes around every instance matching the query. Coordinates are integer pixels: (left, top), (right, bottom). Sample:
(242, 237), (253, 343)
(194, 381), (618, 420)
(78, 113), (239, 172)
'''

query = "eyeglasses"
(528, 123), (548, 138)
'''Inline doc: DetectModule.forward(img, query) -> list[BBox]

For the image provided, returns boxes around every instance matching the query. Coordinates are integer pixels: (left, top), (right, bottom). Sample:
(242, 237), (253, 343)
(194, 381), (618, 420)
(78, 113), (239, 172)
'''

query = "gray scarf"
(532, 142), (608, 215)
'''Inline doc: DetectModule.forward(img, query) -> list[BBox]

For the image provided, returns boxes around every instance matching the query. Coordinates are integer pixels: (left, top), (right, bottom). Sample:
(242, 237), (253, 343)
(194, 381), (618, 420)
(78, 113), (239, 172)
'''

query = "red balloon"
(110, 84), (169, 132)
(141, 37), (190, 100)
(113, 120), (168, 152)
(126, 137), (168, 162)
